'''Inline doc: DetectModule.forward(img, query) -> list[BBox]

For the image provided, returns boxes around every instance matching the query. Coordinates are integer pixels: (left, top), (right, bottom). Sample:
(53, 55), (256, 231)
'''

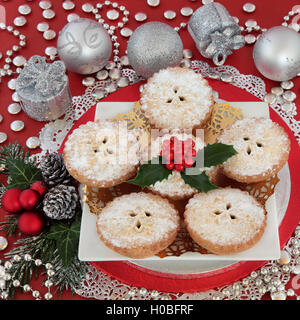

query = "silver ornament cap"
(127, 22), (183, 79)
(57, 18), (112, 75)
(253, 26), (300, 81)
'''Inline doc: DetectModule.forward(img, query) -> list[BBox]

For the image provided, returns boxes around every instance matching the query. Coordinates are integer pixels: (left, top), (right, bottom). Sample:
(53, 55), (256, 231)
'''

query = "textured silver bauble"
(127, 22), (183, 78)
(57, 18), (112, 74)
(253, 26), (300, 81)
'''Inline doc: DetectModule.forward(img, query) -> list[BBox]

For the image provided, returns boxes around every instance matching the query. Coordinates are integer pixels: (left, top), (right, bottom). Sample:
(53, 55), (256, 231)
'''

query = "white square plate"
(78, 101), (281, 261)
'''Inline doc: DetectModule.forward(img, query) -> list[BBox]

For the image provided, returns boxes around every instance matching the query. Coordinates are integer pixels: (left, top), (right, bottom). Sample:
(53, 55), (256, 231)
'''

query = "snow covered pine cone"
(40, 153), (73, 187)
(43, 185), (78, 220)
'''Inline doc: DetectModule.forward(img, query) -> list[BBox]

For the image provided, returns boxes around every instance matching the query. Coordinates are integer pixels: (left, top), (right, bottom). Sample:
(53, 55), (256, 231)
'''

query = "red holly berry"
(30, 181), (48, 196)
(174, 164), (185, 172)
(192, 149), (197, 157)
(18, 211), (45, 236)
(165, 162), (175, 170)
(184, 157), (194, 167)
(1, 188), (22, 213)
(19, 189), (40, 211)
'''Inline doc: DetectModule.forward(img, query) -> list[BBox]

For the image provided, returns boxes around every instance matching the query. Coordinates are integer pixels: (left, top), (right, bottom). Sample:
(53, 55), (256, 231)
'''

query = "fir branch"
(4, 234), (89, 299)
(0, 142), (31, 176)
(0, 214), (20, 237)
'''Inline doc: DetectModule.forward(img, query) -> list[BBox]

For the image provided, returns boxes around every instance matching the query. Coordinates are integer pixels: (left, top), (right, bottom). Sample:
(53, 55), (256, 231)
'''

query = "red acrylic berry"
(19, 189), (40, 211)
(30, 181), (48, 196)
(18, 211), (45, 236)
(1, 188), (22, 213)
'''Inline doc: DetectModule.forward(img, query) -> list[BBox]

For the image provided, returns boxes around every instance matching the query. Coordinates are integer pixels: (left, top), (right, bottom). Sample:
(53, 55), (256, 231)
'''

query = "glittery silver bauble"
(253, 26), (300, 81)
(127, 22), (183, 79)
(57, 18), (112, 75)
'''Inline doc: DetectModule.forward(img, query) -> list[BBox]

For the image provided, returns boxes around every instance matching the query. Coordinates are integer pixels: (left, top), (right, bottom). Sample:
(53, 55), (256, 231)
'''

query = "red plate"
(60, 80), (300, 293)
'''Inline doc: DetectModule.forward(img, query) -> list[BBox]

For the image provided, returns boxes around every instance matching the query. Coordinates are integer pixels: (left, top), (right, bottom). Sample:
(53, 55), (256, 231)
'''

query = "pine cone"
(40, 153), (73, 187)
(43, 185), (78, 220)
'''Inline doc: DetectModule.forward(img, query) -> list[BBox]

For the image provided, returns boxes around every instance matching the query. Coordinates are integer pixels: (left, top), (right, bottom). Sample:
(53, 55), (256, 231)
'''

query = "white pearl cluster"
(0, 254), (55, 300)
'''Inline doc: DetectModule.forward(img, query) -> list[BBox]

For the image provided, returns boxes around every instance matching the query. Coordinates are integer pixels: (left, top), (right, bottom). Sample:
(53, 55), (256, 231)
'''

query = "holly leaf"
(6, 159), (43, 190)
(204, 143), (237, 167)
(127, 156), (172, 189)
(181, 170), (218, 193)
(45, 220), (81, 267)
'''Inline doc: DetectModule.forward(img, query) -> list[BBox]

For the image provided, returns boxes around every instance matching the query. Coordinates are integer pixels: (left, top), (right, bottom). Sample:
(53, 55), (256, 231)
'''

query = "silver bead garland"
(0, 254), (55, 300)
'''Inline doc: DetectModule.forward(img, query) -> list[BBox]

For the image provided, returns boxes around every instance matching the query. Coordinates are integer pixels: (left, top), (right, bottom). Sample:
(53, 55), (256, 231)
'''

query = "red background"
(0, 0), (299, 300)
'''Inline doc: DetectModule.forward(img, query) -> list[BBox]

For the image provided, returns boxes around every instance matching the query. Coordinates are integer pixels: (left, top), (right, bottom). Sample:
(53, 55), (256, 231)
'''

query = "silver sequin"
(107, 9), (119, 20)
(245, 19), (257, 28)
(0, 236), (8, 251)
(82, 3), (94, 13)
(264, 93), (277, 104)
(0, 132), (7, 144)
(120, 27), (133, 37)
(12, 92), (20, 102)
(135, 12), (147, 22)
(8, 103), (21, 114)
(180, 7), (193, 17)
(120, 55), (129, 66)
(37, 22), (49, 32)
(18, 5), (31, 15)
(10, 120), (24, 132)
(62, 1), (75, 10)
(39, 1), (52, 10)
(244, 34), (256, 44)
(109, 68), (121, 80)
(183, 49), (193, 59)
(82, 77), (95, 87)
(96, 69), (109, 80)
(43, 30), (56, 40)
(26, 137), (40, 149)
(91, 88), (106, 100)
(43, 9), (55, 19)
(281, 80), (294, 90)
(147, 0), (160, 7)
(283, 90), (296, 102)
(67, 13), (80, 22)
(8, 79), (16, 90)
(117, 77), (129, 88)
(45, 46), (57, 56)
(243, 3), (256, 13)
(14, 16), (27, 27)
(13, 56), (26, 67)
(271, 87), (283, 96)
(164, 10), (176, 20)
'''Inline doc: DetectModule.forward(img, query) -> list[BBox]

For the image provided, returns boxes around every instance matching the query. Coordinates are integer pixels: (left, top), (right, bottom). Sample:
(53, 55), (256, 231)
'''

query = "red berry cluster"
(160, 136), (197, 172)
(1, 181), (48, 236)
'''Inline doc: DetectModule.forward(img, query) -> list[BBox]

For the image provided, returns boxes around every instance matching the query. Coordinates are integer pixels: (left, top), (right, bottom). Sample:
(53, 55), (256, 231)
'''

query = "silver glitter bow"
(16, 55), (66, 97)
(188, 2), (245, 66)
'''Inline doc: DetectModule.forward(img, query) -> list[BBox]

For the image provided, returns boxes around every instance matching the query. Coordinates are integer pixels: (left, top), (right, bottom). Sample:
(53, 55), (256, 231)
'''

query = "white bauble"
(57, 18), (112, 75)
(253, 26), (300, 81)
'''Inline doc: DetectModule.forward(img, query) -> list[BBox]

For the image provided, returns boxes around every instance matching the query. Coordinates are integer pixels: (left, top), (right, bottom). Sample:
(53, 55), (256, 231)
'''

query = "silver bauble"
(253, 26), (300, 81)
(57, 18), (112, 75)
(127, 22), (183, 79)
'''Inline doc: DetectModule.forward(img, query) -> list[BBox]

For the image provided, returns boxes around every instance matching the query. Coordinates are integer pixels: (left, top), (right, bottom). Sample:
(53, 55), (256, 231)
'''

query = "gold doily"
(83, 102), (279, 258)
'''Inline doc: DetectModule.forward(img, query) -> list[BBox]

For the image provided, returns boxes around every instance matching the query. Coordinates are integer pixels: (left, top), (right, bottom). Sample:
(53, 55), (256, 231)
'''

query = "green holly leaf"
(6, 159), (43, 190)
(127, 156), (172, 189)
(46, 220), (81, 267)
(181, 169), (218, 193)
(204, 143), (237, 167)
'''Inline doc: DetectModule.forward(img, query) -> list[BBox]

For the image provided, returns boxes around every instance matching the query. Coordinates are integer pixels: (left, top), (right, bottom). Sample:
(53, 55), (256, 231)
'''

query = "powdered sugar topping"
(97, 193), (179, 248)
(140, 67), (213, 130)
(185, 188), (265, 246)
